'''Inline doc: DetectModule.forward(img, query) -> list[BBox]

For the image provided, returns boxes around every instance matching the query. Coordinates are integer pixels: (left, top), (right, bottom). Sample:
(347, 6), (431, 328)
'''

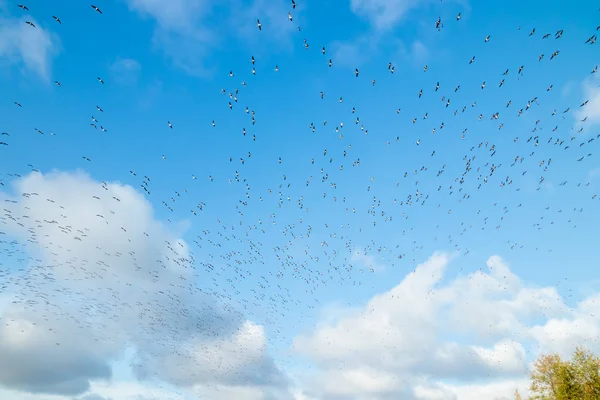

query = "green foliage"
(525, 347), (600, 400)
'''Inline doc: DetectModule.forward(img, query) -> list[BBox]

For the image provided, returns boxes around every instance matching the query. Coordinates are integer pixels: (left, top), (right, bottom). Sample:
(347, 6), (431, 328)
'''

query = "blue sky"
(0, 0), (600, 399)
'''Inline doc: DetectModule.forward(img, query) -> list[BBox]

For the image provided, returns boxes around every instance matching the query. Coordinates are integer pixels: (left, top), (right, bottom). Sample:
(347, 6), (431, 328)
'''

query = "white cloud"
(410, 40), (429, 63)
(330, 35), (380, 69)
(126, 0), (211, 32)
(124, 0), (220, 75)
(330, 35), (430, 71)
(350, 0), (431, 31)
(125, 0), (296, 75)
(1, 173), (599, 400)
(574, 74), (600, 130)
(292, 253), (600, 400)
(109, 58), (141, 85)
(227, 0), (297, 47)
(87, 380), (183, 400)
(351, 248), (386, 273)
(588, 168), (600, 181)
(388, 39), (431, 69)
(333, 0), (435, 70)
(0, 377), (295, 400)
(0, 15), (60, 79)
(0, 171), (290, 398)
(413, 379), (531, 400)
(529, 292), (600, 357)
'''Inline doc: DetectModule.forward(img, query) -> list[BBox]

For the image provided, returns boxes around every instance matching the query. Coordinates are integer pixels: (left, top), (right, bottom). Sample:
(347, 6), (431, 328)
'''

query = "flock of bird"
(1, 1), (600, 396)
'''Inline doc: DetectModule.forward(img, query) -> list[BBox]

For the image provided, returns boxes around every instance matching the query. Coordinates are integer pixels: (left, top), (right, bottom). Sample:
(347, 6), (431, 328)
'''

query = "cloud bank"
(1, 172), (600, 400)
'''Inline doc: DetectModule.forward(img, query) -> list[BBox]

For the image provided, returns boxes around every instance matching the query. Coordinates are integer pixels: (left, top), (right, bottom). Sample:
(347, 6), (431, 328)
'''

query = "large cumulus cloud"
(0, 170), (290, 398)
(292, 253), (600, 400)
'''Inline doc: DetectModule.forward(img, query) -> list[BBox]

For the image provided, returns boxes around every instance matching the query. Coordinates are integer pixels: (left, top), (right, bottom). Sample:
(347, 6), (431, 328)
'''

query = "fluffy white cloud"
(292, 253), (600, 400)
(529, 292), (600, 357)
(412, 379), (531, 400)
(0, 14), (60, 79)
(0, 171), (289, 398)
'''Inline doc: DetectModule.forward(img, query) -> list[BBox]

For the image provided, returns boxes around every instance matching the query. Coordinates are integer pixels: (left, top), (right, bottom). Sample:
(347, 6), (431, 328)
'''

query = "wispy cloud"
(137, 79), (164, 110)
(330, 34), (429, 70)
(574, 74), (600, 131)
(0, 15), (60, 80)
(408, 40), (429, 64)
(126, 0), (212, 31)
(109, 57), (141, 85)
(333, 0), (439, 70)
(351, 248), (386, 273)
(350, 0), (432, 32)
(125, 0), (216, 76)
(588, 168), (600, 182)
(330, 35), (379, 69)
(125, 0), (297, 76)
